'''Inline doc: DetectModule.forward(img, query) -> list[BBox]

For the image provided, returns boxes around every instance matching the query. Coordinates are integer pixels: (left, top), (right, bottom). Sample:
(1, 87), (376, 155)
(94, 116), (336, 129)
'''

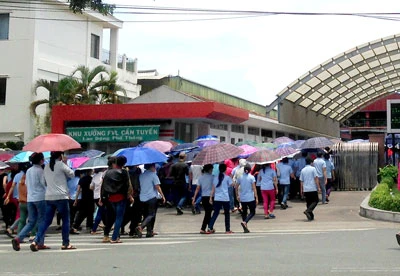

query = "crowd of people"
(0, 148), (336, 252)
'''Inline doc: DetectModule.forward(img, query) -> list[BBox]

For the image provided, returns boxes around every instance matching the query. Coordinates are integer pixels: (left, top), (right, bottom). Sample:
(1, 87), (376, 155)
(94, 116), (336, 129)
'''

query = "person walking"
(135, 163), (165, 238)
(11, 153), (45, 251)
(313, 152), (327, 204)
(258, 163), (278, 219)
(236, 164), (258, 233)
(324, 153), (335, 202)
(170, 152), (189, 215)
(192, 164), (214, 234)
(90, 168), (106, 234)
(208, 164), (233, 234)
(30, 151), (76, 251)
(71, 169), (94, 233)
(300, 157), (321, 221)
(101, 156), (133, 243)
(276, 157), (295, 209)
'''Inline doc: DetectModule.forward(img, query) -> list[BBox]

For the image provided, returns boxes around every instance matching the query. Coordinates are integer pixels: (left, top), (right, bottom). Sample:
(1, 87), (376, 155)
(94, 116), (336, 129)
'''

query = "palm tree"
(71, 65), (109, 104)
(94, 71), (127, 104)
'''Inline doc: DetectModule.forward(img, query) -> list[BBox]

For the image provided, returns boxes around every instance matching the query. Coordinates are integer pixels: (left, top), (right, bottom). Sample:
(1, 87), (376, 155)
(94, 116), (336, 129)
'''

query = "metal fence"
(332, 142), (378, 190)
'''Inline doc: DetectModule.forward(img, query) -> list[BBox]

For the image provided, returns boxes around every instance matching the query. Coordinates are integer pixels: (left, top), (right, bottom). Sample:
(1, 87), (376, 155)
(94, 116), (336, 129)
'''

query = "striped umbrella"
(273, 136), (294, 145)
(274, 147), (299, 158)
(192, 143), (243, 165)
(238, 144), (258, 158)
(143, 140), (174, 153)
(300, 137), (334, 150)
(246, 149), (281, 164)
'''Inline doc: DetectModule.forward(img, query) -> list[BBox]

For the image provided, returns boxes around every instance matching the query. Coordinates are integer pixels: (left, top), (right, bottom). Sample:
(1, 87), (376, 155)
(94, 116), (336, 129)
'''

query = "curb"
(360, 191), (400, 223)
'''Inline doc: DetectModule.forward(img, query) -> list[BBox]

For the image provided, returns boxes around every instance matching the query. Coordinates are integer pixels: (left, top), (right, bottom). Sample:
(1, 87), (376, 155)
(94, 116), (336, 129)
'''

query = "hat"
(239, 159), (247, 167)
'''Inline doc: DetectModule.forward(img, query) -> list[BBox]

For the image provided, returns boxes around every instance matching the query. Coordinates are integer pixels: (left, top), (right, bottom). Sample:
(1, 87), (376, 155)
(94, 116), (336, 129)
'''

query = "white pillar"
(110, 28), (119, 71)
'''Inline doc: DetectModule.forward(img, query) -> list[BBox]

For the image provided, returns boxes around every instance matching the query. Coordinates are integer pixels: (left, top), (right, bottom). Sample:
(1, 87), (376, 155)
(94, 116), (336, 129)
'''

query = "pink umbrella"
(247, 149), (281, 164)
(273, 136), (295, 145)
(238, 144), (258, 158)
(274, 147), (299, 158)
(67, 157), (90, 169)
(192, 143), (244, 165)
(143, 140), (173, 153)
(23, 133), (81, 152)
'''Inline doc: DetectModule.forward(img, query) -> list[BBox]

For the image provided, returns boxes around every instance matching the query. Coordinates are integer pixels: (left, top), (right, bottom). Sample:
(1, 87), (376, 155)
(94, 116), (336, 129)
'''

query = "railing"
(341, 118), (387, 128)
(102, 49), (136, 73)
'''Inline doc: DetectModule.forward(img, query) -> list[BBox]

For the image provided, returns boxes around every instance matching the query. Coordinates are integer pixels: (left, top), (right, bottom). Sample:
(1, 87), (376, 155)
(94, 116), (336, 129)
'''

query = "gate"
(332, 142), (378, 190)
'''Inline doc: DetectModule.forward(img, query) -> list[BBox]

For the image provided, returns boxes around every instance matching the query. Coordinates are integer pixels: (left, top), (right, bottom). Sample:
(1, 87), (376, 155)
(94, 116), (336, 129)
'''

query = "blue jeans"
(281, 184), (290, 204)
(92, 199), (105, 232)
(104, 200), (126, 241)
(318, 177), (326, 203)
(35, 199), (70, 246)
(191, 185), (202, 212)
(17, 201), (45, 241)
(209, 201), (230, 232)
(228, 186), (234, 210)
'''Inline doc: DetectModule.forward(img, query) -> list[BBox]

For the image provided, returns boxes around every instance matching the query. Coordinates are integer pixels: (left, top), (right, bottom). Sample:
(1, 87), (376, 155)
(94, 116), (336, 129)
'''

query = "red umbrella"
(192, 143), (243, 165)
(246, 149), (281, 164)
(0, 152), (15, 162)
(23, 133), (81, 152)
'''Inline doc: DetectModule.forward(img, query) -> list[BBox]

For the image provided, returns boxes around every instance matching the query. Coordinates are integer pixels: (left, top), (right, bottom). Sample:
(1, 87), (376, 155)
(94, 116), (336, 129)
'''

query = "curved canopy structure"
(267, 34), (400, 122)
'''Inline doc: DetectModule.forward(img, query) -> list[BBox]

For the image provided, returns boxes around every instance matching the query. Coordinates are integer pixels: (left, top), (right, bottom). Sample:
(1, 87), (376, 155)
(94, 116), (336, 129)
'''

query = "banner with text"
(66, 126), (160, 143)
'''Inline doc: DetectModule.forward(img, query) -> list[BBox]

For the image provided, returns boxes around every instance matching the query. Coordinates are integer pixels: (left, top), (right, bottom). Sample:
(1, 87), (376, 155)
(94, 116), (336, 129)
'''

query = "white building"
(0, 0), (140, 143)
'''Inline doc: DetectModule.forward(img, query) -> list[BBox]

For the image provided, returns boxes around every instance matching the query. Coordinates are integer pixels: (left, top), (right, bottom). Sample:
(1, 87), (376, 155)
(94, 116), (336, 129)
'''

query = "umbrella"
(237, 144), (258, 158)
(23, 133), (81, 152)
(276, 142), (297, 149)
(143, 140), (173, 153)
(80, 149), (105, 158)
(192, 143), (244, 165)
(294, 140), (305, 149)
(274, 147), (300, 158)
(185, 148), (202, 162)
(235, 140), (257, 146)
(113, 147), (167, 166)
(67, 157), (90, 169)
(77, 156), (108, 170)
(171, 143), (199, 152)
(254, 142), (278, 150)
(300, 137), (334, 150)
(195, 140), (219, 148)
(273, 136), (294, 145)
(0, 152), (16, 162)
(195, 135), (219, 141)
(246, 149), (281, 164)
(8, 151), (51, 163)
(0, 161), (9, 169)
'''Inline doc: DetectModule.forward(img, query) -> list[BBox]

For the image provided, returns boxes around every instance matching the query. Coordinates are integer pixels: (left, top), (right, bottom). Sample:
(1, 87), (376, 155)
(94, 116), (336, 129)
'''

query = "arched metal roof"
(267, 34), (400, 122)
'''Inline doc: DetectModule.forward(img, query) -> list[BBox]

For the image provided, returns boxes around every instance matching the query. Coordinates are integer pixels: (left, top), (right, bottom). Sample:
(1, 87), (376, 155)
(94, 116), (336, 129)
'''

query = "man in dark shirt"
(170, 152), (189, 215)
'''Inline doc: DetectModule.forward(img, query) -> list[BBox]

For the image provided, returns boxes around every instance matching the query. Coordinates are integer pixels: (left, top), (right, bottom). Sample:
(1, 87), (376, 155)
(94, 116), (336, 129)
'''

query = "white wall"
(0, 1), (140, 143)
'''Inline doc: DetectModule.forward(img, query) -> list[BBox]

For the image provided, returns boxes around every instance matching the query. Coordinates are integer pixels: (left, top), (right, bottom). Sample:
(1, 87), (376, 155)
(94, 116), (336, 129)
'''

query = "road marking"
(331, 267), (400, 273)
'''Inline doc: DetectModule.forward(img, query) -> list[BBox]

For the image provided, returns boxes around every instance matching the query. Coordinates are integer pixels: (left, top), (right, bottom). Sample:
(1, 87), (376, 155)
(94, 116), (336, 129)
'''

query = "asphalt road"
(0, 191), (399, 276)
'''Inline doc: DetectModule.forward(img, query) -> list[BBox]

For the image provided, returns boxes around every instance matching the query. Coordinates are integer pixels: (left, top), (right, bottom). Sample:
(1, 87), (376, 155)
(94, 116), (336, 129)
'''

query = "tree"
(68, 0), (115, 15)
(94, 71), (127, 104)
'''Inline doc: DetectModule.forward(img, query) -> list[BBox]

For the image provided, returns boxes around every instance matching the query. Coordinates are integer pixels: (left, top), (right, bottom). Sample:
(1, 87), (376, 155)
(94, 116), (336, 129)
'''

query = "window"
(231, 124), (244, 133)
(0, 78), (6, 105)
(231, 138), (235, 144)
(261, 128), (273, 138)
(248, 127), (260, 135)
(238, 138), (243, 143)
(220, 136), (226, 142)
(210, 124), (228, 131)
(0, 13), (10, 40)
(90, 34), (100, 59)
(276, 131), (285, 138)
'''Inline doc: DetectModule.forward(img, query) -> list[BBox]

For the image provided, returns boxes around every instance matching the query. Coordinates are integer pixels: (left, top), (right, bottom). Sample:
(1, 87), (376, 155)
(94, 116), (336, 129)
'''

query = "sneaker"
(240, 222), (250, 233)
(11, 238), (20, 251)
(268, 213), (276, 219)
(135, 226), (143, 238)
(303, 210), (312, 221)
(280, 203), (286, 210)
(146, 232), (154, 238)
(176, 207), (183, 215)
(102, 236), (110, 243)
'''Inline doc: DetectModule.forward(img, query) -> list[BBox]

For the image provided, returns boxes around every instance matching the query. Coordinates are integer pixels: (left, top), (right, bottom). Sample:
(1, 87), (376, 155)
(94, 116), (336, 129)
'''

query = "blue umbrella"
(195, 135), (218, 141)
(113, 147), (167, 166)
(171, 143), (199, 153)
(8, 151), (50, 163)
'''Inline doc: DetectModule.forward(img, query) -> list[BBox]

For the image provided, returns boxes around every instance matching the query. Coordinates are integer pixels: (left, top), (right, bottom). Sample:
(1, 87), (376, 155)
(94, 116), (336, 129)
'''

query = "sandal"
(61, 244), (77, 250)
(110, 239), (122, 244)
(37, 245), (51, 250)
(11, 238), (20, 251)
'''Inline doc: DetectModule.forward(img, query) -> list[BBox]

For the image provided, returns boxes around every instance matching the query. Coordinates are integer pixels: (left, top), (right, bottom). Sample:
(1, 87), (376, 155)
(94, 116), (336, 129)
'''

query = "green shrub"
(378, 165), (398, 180)
(369, 177), (400, 212)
